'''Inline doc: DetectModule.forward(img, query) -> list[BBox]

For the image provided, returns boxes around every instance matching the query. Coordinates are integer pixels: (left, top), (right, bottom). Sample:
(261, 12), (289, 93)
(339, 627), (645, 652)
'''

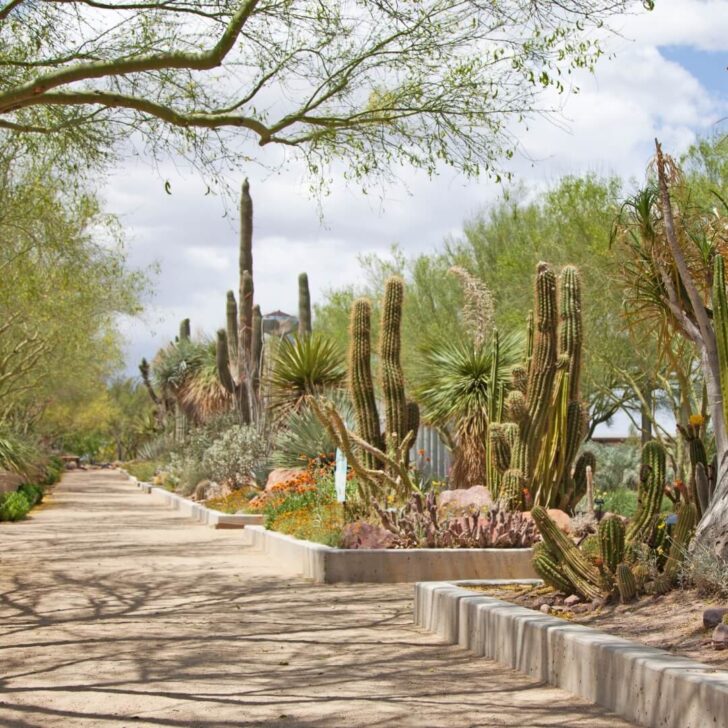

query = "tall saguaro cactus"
(491, 262), (591, 511)
(381, 277), (407, 448)
(216, 179), (258, 424)
(298, 273), (312, 336)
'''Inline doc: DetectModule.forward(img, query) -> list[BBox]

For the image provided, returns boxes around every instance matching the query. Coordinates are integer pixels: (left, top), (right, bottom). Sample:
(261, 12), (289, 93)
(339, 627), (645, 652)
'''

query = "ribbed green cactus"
(499, 469), (524, 511)
(349, 298), (383, 467)
(713, 254), (728, 428)
(251, 305), (263, 391)
(531, 506), (603, 600)
(626, 440), (666, 543)
(298, 272), (312, 336)
(599, 516), (626, 575)
(406, 401), (420, 445)
(695, 462), (712, 515)
(533, 550), (573, 594)
(664, 501), (698, 581)
(495, 263), (591, 512)
(179, 318), (191, 342)
(572, 450), (596, 505)
(616, 563), (637, 603)
(489, 424), (512, 474)
(380, 277), (407, 448)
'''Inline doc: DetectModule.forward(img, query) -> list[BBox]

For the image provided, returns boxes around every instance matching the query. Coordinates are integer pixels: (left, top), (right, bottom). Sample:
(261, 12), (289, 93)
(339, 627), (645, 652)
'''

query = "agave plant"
(414, 330), (523, 488)
(267, 332), (345, 420)
(271, 392), (354, 468)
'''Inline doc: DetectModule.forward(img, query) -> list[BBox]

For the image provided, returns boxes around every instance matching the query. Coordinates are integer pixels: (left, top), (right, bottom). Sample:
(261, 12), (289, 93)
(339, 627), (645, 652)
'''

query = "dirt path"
(0, 471), (633, 727)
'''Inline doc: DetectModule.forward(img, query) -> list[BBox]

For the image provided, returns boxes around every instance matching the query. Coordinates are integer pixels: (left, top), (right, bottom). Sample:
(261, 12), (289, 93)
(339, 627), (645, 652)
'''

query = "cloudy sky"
(109, 0), (728, 403)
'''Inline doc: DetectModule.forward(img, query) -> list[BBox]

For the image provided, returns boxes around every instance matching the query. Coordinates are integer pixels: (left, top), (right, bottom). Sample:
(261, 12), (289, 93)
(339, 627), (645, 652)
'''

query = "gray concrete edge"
(414, 580), (728, 728)
(117, 469), (264, 529)
(240, 525), (537, 584)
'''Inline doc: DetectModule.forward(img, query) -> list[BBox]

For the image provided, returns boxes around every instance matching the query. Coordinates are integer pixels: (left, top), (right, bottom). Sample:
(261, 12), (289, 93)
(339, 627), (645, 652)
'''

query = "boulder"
(0, 470), (24, 495)
(437, 485), (493, 517)
(193, 480), (231, 501)
(265, 467), (305, 492)
(703, 607), (728, 630)
(564, 594), (582, 608)
(522, 508), (572, 533)
(712, 623), (728, 650)
(340, 521), (394, 550)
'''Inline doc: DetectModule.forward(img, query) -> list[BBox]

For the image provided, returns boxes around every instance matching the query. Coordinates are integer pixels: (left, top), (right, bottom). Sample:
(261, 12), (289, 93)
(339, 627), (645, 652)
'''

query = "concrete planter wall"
(241, 525), (536, 584)
(414, 580), (728, 728)
(121, 471), (264, 529)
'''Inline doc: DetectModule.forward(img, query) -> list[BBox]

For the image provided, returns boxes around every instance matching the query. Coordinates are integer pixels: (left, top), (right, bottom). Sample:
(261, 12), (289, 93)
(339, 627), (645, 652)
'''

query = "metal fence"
(410, 425), (450, 482)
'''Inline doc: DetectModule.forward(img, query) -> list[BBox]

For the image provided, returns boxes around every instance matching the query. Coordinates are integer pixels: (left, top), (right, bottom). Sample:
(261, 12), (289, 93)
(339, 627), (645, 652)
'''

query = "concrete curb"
(119, 470), (264, 529)
(241, 525), (536, 584)
(414, 580), (728, 728)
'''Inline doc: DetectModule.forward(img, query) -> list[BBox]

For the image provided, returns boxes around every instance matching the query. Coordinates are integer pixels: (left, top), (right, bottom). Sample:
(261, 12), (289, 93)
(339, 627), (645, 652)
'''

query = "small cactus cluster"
(348, 277), (419, 470)
(488, 262), (594, 511)
(531, 439), (698, 602)
(374, 492), (540, 549)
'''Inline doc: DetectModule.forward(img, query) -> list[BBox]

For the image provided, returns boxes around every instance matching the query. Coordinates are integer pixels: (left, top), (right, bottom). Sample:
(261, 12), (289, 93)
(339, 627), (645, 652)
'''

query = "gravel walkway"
(0, 471), (633, 727)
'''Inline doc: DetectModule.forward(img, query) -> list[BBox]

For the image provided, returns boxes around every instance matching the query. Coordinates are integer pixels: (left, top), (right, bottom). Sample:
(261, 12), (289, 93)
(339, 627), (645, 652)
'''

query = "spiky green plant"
(268, 332), (345, 419)
(0, 429), (37, 475)
(271, 392), (354, 468)
(414, 330), (522, 488)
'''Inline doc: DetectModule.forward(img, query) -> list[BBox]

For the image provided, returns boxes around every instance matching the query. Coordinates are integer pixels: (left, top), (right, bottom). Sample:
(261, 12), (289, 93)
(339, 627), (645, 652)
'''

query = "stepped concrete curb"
(414, 580), (728, 728)
(118, 470), (263, 529)
(241, 525), (536, 584)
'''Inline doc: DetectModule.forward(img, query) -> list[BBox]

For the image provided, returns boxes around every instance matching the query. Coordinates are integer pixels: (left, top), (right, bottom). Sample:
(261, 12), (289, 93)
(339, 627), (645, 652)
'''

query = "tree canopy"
(0, 0), (651, 183)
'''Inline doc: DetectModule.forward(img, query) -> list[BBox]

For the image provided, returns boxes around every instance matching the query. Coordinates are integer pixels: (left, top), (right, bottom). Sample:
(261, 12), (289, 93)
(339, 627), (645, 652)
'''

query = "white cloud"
(108, 0), (728, 378)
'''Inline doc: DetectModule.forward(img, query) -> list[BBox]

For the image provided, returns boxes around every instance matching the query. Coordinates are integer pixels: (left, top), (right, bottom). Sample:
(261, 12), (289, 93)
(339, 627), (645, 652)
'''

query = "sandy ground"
(0, 471), (633, 727)
(472, 582), (728, 669)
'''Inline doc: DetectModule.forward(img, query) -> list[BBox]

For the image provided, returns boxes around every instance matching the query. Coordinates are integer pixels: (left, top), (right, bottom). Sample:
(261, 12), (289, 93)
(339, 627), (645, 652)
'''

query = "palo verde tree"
(0, 1), (653, 184)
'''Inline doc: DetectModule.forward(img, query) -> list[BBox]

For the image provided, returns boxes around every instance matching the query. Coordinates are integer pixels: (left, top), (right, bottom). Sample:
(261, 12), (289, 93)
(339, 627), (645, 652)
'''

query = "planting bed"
(120, 470), (264, 529)
(241, 524), (536, 583)
(415, 580), (728, 728)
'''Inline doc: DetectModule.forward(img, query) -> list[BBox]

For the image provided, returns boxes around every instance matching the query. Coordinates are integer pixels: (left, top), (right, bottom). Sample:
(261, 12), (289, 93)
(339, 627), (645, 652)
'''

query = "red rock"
(522, 508), (572, 533)
(712, 623), (728, 650)
(340, 521), (394, 550)
(265, 467), (305, 491)
(437, 486), (493, 516)
(564, 594), (582, 607)
(703, 607), (728, 629)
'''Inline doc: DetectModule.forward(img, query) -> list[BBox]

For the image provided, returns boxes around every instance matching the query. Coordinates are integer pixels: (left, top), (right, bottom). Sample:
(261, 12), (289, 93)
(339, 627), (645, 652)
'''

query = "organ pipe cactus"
(381, 277), (408, 452)
(664, 501), (698, 581)
(497, 262), (591, 512)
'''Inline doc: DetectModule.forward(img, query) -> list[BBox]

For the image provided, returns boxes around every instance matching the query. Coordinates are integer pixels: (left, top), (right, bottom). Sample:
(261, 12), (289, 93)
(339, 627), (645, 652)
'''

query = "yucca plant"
(414, 330), (523, 488)
(0, 428), (37, 474)
(267, 332), (346, 420)
(178, 340), (232, 422)
(271, 392), (354, 468)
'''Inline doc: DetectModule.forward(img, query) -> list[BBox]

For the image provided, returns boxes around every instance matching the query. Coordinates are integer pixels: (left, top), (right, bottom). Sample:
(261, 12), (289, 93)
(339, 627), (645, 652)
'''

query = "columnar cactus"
(179, 318), (191, 342)
(598, 515), (626, 575)
(498, 263), (591, 511)
(616, 563), (637, 603)
(215, 179), (262, 424)
(664, 501), (698, 581)
(349, 299), (383, 467)
(298, 273), (312, 336)
(532, 548), (573, 594)
(626, 440), (666, 543)
(380, 277), (407, 448)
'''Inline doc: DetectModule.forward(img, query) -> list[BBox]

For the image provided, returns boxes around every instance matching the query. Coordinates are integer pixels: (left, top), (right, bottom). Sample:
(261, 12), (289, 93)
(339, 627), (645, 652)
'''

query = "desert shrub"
(0, 429), (38, 475)
(41, 456), (64, 484)
(681, 541), (728, 598)
(166, 454), (211, 496)
(136, 433), (175, 461)
(584, 441), (641, 491)
(18, 483), (43, 506)
(0, 491), (31, 521)
(124, 459), (164, 483)
(205, 487), (260, 514)
(201, 425), (268, 488)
